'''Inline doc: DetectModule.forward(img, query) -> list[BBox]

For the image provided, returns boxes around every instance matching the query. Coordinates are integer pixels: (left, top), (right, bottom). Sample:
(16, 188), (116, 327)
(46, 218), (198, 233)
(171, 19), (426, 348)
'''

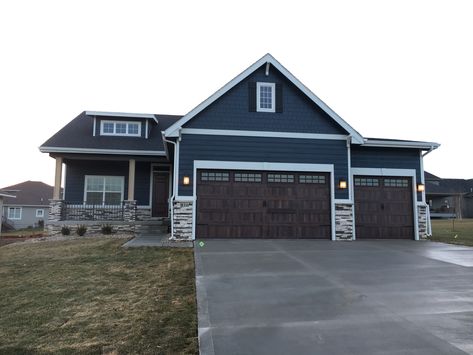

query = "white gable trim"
(85, 111), (159, 124)
(164, 54), (365, 144)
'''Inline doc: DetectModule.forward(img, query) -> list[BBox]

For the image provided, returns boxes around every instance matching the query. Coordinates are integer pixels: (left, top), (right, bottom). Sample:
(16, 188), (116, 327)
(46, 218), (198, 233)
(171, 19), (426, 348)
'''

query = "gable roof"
(40, 111), (182, 156)
(164, 53), (365, 144)
(0, 181), (54, 206)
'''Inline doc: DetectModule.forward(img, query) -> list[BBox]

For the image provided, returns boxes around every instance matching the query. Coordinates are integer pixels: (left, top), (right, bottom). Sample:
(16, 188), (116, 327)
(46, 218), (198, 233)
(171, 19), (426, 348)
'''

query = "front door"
(152, 173), (169, 217)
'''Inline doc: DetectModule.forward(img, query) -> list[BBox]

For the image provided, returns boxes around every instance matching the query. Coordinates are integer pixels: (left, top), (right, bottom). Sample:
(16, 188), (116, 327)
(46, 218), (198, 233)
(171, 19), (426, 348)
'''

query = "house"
(39, 54), (440, 240)
(425, 172), (473, 219)
(0, 191), (16, 235)
(1, 181), (53, 230)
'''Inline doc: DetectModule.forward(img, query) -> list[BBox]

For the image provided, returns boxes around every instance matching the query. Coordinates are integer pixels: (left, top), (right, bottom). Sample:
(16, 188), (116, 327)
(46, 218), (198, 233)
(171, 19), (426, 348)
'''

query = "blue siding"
(178, 134), (349, 199)
(351, 146), (422, 201)
(64, 160), (151, 205)
(184, 65), (347, 135)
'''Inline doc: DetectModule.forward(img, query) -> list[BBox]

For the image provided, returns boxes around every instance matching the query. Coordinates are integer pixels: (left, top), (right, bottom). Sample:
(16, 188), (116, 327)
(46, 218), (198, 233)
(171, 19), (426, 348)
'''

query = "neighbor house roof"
(424, 172), (473, 195)
(0, 181), (53, 206)
(39, 111), (182, 156)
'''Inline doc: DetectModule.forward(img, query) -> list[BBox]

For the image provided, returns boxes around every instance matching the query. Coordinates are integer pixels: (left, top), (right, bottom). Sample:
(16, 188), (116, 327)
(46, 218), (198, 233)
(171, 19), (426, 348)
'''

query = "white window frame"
(100, 120), (142, 137)
(36, 209), (44, 218)
(83, 175), (125, 206)
(256, 82), (276, 113)
(8, 207), (22, 220)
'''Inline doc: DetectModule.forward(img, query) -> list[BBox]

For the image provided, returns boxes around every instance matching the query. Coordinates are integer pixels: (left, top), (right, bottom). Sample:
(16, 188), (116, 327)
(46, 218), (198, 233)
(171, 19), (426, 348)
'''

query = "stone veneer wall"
(172, 201), (193, 240)
(136, 208), (152, 221)
(417, 204), (428, 239)
(335, 203), (354, 240)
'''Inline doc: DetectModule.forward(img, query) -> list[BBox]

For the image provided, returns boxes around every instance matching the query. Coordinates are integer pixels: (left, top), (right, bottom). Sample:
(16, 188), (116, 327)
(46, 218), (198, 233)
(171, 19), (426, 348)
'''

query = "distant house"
(1, 181), (54, 230)
(425, 172), (473, 219)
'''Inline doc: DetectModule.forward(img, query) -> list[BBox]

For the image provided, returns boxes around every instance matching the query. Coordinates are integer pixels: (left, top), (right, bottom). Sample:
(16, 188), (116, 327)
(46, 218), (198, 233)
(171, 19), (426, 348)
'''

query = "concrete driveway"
(194, 240), (473, 355)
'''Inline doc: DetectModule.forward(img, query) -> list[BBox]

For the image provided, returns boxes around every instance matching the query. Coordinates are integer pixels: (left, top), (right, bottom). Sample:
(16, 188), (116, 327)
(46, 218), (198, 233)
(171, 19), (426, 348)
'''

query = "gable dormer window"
(100, 120), (141, 137)
(256, 82), (276, 112)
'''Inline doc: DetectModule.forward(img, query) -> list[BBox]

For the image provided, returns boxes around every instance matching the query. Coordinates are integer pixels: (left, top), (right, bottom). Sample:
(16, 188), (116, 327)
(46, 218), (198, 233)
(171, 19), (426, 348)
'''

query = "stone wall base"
(417, 205), (428, 239)
(46, 220), (135, 236)
(172, 201), (193, 241)
(335, 203), (354, 240)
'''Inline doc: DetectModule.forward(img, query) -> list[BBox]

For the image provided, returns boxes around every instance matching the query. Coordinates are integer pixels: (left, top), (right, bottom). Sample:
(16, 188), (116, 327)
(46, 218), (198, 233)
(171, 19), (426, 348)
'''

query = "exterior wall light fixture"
(183, 176), (190, 185)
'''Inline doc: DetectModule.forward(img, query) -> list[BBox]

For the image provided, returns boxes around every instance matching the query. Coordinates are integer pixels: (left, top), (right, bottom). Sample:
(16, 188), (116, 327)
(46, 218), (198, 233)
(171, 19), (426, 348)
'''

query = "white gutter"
(161, 132), (179, 239)
(422, 145), (439, 157)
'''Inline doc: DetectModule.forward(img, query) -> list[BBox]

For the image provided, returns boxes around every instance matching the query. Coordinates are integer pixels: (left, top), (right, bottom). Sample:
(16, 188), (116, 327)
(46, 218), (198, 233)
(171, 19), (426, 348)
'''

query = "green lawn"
(0, 238), (197, 354)
(431, 218), (473, 246)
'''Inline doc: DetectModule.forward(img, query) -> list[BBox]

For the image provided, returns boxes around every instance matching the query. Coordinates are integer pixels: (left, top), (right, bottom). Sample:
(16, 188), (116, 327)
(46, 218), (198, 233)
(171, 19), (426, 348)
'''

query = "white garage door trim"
(192, 161), (336, 241)
(351, 168), (419, 241)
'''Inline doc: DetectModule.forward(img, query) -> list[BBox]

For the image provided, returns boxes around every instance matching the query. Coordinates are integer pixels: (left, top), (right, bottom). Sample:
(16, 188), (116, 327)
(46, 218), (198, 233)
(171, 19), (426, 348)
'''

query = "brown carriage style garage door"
(354, 176), (414, 239)
(196, 170), (331, 239)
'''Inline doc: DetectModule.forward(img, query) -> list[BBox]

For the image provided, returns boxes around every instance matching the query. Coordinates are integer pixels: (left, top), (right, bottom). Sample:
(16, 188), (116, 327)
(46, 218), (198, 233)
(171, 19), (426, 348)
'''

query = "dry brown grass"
(431, 218), (473, 246)
(0, 237), (197, 354)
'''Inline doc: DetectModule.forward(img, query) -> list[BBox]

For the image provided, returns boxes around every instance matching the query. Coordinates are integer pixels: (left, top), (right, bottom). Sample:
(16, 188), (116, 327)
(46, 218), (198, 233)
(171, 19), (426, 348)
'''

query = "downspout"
(161, 131), (179, 239)
(422, 144), (438, 237)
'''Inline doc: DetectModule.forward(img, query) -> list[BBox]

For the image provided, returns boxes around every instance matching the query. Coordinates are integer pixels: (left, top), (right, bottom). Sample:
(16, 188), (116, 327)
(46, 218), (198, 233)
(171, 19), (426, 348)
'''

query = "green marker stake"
(199, 241), (205, 247)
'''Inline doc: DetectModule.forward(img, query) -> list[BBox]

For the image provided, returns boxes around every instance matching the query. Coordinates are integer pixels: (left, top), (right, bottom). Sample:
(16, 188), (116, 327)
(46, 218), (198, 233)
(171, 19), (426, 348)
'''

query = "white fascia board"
(0, 193), (16, 198)
(85, 111), (159, 124)
(39, 146), (166, 156)
(164, 53), (365, 144)
(363, 139), (440, 150)
(181, 128), (348, 141)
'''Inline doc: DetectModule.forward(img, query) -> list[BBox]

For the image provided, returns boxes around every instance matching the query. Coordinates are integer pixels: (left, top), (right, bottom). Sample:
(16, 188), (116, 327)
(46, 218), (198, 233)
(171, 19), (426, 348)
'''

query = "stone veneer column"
(335, 203), (354, 240)
(417, 205), (428, 239)
(123, 200), (137, 222)
(172, 201), (193, 240)
(46, 199), (65, 235)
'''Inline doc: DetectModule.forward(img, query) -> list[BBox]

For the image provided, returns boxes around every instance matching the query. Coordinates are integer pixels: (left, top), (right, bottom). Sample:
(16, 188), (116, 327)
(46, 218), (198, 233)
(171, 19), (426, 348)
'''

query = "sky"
(0, 0), (472, 188)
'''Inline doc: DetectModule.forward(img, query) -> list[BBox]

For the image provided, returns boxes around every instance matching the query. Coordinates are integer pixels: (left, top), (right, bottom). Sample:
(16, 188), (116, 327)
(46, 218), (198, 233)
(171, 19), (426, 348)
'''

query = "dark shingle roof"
(424, 171), (473, 195)
(40, 112), (182, 154)
(0, 181), (53, 206)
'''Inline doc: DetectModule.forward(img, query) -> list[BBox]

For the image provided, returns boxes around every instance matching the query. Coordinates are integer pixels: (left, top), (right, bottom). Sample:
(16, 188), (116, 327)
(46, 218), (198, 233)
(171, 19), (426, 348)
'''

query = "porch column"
(53, 157), (63, 200)
(128, 159), (135, 201)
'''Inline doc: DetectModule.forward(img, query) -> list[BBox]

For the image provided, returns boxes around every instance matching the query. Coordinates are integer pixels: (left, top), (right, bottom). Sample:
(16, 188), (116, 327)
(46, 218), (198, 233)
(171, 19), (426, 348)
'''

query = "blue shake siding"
(184, 65), (348, 135)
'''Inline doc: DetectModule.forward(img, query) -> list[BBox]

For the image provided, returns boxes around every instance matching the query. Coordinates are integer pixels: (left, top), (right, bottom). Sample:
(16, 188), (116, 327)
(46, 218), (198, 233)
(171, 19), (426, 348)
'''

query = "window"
(84, 176), (124, 205)
(299, 175), (326, 184)
(384, 178), (409, 187)
(355, 178), (379, 187)
(36, 209), (44, 218)
(100, 121), (141, 137)
(201, 171), (229, 182)
(8, 207), (22, 220)
(268, 173), (294, 183)
(234, 173), (262, 182)
(257, 82), (275, 112)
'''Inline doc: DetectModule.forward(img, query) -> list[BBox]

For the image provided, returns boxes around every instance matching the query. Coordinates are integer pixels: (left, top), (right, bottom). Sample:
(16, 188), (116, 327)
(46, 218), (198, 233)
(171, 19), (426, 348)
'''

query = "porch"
(46, 155), (173, 236)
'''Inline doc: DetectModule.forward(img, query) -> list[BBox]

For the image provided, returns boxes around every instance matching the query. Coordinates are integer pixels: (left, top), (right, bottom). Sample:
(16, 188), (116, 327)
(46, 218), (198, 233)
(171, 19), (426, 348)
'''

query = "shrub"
(101, 224), (113, 235)
(61, 226), (71, 236)
(76, 225), (87, 236)
(38, 220), (44, 228)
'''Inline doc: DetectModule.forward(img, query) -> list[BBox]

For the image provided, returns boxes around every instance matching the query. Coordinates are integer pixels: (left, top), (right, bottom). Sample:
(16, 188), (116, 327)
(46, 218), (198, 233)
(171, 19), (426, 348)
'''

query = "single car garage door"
(354, 176), (414, 239)
(196, 170), (331, 239)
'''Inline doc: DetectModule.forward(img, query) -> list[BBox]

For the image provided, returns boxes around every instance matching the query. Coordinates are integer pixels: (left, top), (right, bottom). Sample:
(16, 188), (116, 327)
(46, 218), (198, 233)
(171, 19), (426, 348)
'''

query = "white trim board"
(180, 128), (349, 141)
(351, 167), (419, 241)
(190, 160), (336, 241)
(39, 146), (167, 156)
(164, 53), (365, 144)
(86, 110), (158, 121)
(363, 139), (440, 150)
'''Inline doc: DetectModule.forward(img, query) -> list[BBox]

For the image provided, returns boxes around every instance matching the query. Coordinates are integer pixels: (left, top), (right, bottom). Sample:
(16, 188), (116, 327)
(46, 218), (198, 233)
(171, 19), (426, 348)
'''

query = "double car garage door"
(196, 170), (414, 239)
